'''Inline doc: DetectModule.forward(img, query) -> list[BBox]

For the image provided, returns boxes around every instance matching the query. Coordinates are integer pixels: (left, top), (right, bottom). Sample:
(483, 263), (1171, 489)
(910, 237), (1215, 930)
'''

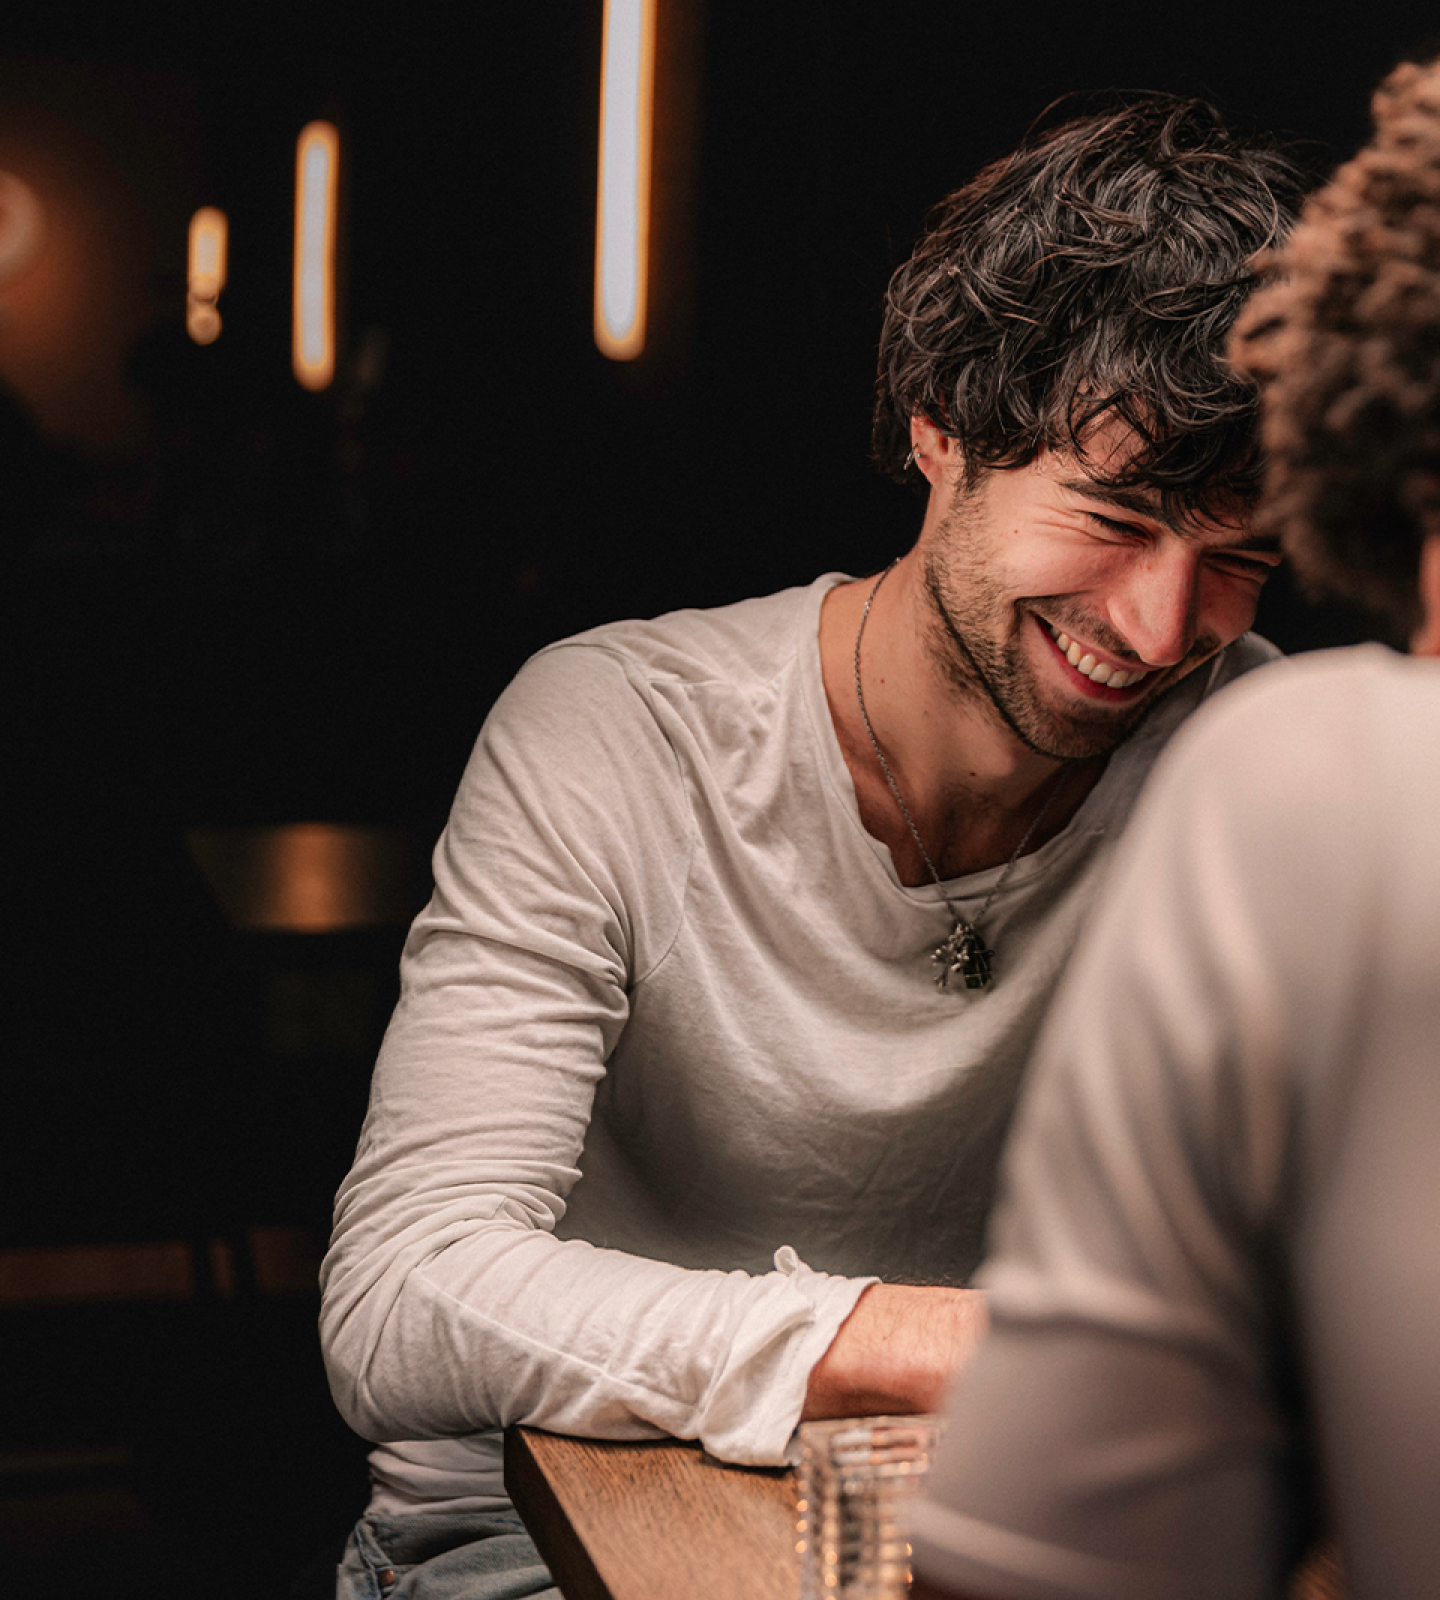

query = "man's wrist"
(801, 1283), (988, 1421)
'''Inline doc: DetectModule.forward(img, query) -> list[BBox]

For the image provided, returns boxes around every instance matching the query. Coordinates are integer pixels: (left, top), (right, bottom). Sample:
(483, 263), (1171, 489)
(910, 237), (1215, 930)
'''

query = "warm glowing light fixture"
(186, 206), (228, 345)
(0, 172), (46, 288)
(594, 0), (657, 360)
(292, 120), (339, 390)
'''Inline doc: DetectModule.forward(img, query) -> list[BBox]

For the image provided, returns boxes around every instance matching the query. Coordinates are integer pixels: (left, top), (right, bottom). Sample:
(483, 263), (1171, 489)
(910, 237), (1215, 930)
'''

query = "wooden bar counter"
(505, 1425), (799, 1600)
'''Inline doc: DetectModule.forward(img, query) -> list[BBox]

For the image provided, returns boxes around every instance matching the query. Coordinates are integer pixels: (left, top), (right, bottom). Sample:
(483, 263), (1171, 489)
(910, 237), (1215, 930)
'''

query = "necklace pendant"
(932, 919), (994, 991)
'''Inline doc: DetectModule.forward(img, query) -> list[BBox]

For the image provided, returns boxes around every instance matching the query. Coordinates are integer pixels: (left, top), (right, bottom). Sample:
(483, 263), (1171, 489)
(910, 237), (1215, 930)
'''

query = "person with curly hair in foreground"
(321, 98), (1305, 1600)
(912, 56), (1440, 1600)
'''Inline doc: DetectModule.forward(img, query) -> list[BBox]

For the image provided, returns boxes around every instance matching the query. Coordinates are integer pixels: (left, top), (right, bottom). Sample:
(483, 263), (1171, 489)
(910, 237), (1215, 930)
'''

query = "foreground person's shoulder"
(1200, 640), (1408, 729)
(1209, 628), (1283, 689)
(1156, 643), (1422, 813)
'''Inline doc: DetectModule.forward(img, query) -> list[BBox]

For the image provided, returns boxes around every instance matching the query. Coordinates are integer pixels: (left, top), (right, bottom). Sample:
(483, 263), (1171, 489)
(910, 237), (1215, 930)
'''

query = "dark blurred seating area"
(0, 2), (1430, 1596)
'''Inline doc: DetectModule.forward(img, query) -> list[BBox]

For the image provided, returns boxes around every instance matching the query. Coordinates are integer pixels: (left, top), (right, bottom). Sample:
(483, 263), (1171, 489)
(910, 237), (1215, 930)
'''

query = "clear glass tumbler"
(796, 1414), (944, 1599)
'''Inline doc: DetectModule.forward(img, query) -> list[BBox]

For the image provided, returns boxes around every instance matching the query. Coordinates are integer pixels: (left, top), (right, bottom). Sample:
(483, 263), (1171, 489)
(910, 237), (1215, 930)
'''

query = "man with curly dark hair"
(323, 97), (1305, 1600)
(912, 58), (1440, 1600)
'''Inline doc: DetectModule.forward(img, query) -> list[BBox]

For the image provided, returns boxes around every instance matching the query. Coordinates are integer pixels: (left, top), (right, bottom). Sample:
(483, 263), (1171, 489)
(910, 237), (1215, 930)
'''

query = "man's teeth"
(1048, 626), (1150, 689)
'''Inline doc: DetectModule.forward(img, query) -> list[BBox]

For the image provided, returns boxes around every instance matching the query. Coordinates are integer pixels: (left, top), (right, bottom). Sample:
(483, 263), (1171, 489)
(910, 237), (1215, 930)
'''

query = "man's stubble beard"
(918, 514), (1172, 764)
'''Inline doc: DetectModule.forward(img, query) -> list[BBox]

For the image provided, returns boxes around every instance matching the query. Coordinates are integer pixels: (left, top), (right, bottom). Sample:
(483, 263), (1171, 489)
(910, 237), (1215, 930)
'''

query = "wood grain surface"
(505, 1426), (799, 1600)
(1291, 1542), (1347, 1600)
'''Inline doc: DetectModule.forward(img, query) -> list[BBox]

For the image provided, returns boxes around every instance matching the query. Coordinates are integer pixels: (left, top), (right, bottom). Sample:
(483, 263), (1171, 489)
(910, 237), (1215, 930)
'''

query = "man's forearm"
(801, 1282), (988, 1420)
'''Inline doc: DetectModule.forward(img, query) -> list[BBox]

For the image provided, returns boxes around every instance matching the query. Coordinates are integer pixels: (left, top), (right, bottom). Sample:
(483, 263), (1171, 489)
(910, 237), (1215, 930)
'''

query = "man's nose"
(1110, 549), (1201, 668)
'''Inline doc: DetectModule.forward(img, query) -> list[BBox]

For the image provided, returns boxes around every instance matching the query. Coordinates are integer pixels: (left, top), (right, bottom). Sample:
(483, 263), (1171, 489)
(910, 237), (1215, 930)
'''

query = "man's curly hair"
(1230, 58), (1440, 635)
(874, 95), (1306, 522)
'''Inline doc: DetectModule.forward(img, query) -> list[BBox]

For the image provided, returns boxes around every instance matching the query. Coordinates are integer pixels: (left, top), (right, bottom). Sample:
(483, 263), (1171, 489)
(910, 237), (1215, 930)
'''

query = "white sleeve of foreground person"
(911, 647), (1440, 1600)
(319, 639), (870, 1468)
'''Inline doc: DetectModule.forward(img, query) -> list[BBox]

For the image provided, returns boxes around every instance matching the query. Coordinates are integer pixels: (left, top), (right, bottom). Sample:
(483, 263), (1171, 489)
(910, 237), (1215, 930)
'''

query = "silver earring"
(904, 445), (918, 470)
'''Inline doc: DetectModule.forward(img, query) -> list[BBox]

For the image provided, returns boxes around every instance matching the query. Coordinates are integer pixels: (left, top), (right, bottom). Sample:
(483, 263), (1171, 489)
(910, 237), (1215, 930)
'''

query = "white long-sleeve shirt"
(319, 574), (1276, 1514)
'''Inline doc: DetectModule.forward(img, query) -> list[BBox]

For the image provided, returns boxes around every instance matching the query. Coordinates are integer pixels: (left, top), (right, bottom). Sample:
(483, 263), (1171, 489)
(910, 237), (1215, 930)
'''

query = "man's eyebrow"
(1216, 530), (1283, 553)
(1056, 478), (1280, 549)
(1058, 478), (1171, 522)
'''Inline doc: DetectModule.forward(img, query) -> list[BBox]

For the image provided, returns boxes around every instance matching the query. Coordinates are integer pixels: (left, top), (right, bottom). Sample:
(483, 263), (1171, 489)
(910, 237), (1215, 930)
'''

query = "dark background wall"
(1, 3), (1431, 1595)
(5, 0), (1424, 821)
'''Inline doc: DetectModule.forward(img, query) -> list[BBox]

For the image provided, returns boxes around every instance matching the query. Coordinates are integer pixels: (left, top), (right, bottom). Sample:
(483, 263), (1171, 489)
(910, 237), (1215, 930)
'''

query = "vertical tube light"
(186, 206), (228, 345)
(594, 0), (657, 360)
(293, 120), (339, 390)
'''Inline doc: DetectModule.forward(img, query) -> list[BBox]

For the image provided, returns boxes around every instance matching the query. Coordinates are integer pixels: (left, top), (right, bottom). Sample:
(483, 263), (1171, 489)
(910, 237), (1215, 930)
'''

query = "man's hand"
(801, 1283), (988, 1420)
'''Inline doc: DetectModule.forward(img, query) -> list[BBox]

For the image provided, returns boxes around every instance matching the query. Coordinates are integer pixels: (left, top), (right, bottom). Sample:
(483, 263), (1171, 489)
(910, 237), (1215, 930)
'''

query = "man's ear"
(910, 416), (961, 490)
(1410, 532), (1440, 656)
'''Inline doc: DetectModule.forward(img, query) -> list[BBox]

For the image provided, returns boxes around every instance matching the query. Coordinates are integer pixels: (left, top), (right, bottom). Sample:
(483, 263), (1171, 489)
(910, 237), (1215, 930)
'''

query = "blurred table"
(504, 1426), (798, 1600)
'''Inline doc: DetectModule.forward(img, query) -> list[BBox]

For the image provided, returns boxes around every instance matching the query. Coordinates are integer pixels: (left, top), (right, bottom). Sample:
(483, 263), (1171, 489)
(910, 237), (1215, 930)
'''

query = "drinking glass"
(796, 1414), (944, 1599)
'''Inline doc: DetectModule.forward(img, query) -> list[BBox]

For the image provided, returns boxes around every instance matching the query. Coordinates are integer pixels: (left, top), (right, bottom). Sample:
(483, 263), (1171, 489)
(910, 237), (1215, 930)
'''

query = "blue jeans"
(336, 1512), (560, 1600)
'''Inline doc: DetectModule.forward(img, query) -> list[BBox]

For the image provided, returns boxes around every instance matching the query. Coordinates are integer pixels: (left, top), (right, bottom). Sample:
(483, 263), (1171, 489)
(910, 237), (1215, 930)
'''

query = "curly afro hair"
(875, 95), (1306, 523)
(1230, 58), (1440, 636)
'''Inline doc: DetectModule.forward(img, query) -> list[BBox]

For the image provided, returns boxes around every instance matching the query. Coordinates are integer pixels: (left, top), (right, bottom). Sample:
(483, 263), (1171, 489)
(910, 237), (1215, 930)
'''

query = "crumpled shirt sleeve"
(319, 641), (871, 1466)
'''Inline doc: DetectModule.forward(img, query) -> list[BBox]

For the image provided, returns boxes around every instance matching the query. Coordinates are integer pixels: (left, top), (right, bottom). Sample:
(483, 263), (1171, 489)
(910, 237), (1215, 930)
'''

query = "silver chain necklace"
(853, 560), (1067, 992)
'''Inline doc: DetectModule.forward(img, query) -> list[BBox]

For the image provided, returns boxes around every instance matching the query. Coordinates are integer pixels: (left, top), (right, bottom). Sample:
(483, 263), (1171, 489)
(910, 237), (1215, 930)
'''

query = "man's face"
(919, 429), (1281, 760)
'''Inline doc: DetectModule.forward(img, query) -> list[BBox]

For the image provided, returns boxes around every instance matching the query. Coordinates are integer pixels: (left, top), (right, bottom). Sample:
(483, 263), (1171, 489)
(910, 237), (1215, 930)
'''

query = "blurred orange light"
(594, 0), (656, 360)
(185, 299), (222, 345)
(186, 824), (414, 932)
(188, 206), (227, 300)
(292, 121), (339, 391)
(0, 172), (46, 288)
(186, 206), (227, 345)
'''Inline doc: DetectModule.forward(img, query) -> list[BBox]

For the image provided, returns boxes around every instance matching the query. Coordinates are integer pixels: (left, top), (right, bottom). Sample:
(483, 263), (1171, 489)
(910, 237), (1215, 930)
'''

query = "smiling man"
(322, 97), (1304, 1600)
